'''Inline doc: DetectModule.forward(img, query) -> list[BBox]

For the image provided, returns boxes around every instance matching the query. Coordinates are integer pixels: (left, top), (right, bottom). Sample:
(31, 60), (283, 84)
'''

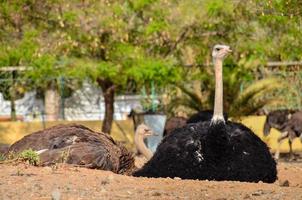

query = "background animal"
(264, 109), (302, 159)
(134, 124), (158, 168)
(163, 117), (187, 137)
(134, 124), (157, 160)
(133, 44), (277, 183)
(8, 124), (137, 174)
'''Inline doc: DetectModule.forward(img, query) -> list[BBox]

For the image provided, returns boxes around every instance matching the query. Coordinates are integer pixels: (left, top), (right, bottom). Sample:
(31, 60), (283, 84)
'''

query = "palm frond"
(175, 83), (203, 108)
(229, 78), (285, 117)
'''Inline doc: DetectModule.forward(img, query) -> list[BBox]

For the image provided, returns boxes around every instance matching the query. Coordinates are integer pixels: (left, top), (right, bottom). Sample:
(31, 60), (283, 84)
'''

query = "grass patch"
(0, 153), (5, 161)
(0, 149), (40, 166)
(19, 149), (40, 166)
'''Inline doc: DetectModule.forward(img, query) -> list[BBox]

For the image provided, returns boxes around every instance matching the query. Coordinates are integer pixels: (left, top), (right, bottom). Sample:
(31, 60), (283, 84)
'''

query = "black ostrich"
(133, 45), (277, 183)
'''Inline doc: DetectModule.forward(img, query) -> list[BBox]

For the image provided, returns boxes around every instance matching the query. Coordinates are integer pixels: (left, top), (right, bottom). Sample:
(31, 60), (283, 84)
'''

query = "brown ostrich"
(264, 109), (302, 160)
(8, 123), (155, 175)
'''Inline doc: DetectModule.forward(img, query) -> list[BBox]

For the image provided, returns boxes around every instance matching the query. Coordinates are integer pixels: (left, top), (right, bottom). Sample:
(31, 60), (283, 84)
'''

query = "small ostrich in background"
(264, 109), (302, 160)
(134, 124), (158, 168)
(133, 44), (277, 183)
(135, 124), (157, 160)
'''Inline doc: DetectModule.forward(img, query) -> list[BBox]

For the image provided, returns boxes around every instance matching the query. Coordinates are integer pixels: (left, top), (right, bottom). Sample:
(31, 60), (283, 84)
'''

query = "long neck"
(134, 133), (153, 160)
(212, 58), (225, 123)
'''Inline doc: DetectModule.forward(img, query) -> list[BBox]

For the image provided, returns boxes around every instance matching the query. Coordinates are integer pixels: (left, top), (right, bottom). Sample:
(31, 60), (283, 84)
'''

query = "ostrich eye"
(144, 128), (150, 132)
(215, 48), (221, 51)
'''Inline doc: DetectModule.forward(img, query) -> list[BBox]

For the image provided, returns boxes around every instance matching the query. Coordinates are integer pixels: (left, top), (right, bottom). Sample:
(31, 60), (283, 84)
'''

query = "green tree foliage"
(50, 1), (183, 133)
(0, 0), (301, 126)
(0, 32), (38, 98)
(164, 0), (302, 117)
(0, 1), (65, 120)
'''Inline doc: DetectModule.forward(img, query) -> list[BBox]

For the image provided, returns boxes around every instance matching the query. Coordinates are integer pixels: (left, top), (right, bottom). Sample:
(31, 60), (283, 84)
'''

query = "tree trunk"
(45, 82), (60, 121)
(98, 79), (115, 134)
(9, 93), (16, 121)
(9, 71), (17, 121)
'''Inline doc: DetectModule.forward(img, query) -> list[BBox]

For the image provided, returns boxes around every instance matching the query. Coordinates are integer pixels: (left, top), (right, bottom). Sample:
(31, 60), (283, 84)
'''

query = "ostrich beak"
(149, 130), (159, 136)
(226, 47), (232, 53)
(144, 129), (159, 137)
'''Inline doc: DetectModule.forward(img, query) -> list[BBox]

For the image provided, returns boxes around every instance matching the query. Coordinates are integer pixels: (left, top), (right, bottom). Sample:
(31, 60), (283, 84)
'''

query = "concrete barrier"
(0, 120), (135, 150)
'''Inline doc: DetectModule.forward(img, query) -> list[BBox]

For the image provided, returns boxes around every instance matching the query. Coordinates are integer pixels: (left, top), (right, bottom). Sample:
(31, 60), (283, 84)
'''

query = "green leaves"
(27, 54), (57, 81)
(145, 20), (167, 36)
(0, 0), (301, 118)
(127, 57), (180, 87)
(129, 0), (158, 11)
(19, 149), (40, 166)
(0, 31), (38, 67)
(205, 0), (234, 17)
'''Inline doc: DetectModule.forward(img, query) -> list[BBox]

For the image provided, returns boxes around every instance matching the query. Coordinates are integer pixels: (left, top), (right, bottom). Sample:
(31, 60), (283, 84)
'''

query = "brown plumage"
(264, 110), (302, 159)
(8, 124), (135, 175)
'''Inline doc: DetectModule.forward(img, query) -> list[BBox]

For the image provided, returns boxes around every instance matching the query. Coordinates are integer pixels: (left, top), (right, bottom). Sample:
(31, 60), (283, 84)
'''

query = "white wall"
(0, 82), (143, 121)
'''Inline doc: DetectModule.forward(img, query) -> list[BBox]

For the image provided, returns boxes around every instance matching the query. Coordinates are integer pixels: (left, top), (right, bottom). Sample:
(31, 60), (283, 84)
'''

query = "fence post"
(9, 70), (17, 121)
(59, 76), (65, 120)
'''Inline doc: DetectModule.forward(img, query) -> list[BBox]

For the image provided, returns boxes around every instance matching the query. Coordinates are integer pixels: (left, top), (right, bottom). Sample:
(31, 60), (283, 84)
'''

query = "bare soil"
(0, 160), (302, 200)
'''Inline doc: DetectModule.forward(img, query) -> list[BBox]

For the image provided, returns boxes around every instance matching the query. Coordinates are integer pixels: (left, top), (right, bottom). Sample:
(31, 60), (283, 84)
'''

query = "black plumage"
(133, 121), (277, 183)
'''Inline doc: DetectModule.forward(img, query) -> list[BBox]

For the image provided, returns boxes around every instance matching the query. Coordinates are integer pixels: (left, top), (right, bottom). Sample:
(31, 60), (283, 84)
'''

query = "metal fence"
(267, 69), (302, 111)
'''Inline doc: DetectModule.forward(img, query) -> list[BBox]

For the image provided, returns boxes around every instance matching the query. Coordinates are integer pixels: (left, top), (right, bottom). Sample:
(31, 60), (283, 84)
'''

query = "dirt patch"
(0, 161), (301, 200)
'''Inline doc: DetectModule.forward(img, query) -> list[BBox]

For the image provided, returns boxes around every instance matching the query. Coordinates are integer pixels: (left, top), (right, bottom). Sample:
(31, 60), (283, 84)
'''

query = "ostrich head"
(135, 124), (157, 138)
(212, 44), (232, 60)
(211, 44), (232, 124)
(135, 124), (157, 160)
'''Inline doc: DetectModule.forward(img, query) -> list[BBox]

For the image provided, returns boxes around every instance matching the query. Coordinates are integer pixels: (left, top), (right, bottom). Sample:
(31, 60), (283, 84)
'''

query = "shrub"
(19, 149), (39, 166)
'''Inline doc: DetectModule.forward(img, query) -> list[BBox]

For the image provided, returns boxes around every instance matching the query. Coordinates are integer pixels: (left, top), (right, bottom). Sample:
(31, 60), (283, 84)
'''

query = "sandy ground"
(0, 160), (302, 200)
